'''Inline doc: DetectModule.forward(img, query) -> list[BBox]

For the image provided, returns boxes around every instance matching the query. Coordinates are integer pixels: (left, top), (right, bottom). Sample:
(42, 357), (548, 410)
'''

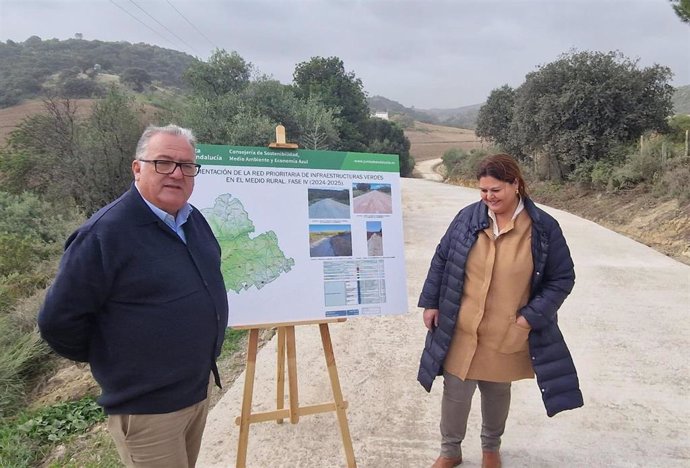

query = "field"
(0, 94), (162, 145)
(0, 99), (97, 143)
(404, 121), (483, 161)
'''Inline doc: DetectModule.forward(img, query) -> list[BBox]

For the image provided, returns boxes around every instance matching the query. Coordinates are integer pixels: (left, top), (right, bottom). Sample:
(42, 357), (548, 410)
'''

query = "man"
(38, 124), (229, 468)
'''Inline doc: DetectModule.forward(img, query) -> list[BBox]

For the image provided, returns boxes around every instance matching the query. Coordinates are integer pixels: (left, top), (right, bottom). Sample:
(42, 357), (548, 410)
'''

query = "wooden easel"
(233, 319), (356, 468)
(231, 128), (355, 467)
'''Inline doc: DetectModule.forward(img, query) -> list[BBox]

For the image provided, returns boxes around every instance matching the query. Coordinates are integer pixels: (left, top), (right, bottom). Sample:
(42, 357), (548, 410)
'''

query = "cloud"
(1, 0), (688, 108)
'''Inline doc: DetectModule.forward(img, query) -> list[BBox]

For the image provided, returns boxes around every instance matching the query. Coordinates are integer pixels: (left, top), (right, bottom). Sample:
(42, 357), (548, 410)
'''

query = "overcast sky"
(1, 0), (688, 109)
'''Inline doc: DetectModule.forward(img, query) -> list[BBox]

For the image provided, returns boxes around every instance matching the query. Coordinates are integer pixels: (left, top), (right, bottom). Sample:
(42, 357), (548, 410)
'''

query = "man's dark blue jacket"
(38, 185), (229, 415)
(418, 198), (583, 417)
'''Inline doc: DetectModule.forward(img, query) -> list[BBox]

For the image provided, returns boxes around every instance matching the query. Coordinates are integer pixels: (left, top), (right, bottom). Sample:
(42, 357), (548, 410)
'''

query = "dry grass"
(0, 98), (162, 146)
(0, 99), (97, 144)
(405, 121), (484, 161)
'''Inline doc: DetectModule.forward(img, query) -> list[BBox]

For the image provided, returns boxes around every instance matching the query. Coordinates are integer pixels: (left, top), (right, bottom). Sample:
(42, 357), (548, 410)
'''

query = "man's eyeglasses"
(138, 159), (201, 177)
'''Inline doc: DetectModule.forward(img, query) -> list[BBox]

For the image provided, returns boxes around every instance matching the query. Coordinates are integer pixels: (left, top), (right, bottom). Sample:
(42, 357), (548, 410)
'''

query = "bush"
(0, 192), (81, 314)
(60, 77), (104, 98)
(609, 165), (644, 190)
(0, 233), (42, 277)
(568, 159), (616, 190)
(656, 157), (690, 202)
(667, 115), (690, 144)
(442, 147), (492, 181)
(0, 261), (58, 317)
(0, 192), (81, 417)
(0, 192), (82, 244)
(590, 161), (616, 190)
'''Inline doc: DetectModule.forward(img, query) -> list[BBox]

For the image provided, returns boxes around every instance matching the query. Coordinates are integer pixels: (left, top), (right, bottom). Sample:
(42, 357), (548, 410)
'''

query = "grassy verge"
(7, 327), (249, 467)
(0, 397), (106, 467)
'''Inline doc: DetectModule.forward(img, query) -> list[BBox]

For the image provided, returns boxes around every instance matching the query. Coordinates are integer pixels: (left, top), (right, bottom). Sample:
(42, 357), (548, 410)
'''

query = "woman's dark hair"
(476, 153), (528, 198)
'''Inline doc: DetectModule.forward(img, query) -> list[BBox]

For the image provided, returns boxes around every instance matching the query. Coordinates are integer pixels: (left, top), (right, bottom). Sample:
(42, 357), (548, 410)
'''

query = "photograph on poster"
(353, 183), (392, 214)
(366, 221), (383, 256)
(308, 188), (351, 219)
(309, 224), (353, 257)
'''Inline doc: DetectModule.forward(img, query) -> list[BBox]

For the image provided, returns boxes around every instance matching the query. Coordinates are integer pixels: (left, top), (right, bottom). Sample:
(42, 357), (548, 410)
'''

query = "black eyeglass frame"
(138, 159), (201, 177)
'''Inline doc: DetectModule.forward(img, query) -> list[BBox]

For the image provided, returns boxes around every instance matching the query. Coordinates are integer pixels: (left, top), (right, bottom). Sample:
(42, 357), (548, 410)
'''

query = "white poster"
(190, 145), (408, 327)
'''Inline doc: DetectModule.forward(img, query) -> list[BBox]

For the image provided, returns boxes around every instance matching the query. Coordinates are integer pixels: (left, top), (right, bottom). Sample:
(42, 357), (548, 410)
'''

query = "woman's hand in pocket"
(515, 315), (531, 329)
(423, 308), (439, 331)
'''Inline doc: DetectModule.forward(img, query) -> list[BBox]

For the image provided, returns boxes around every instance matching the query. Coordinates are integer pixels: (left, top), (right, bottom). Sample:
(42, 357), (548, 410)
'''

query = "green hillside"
(0, 36), (195, 107)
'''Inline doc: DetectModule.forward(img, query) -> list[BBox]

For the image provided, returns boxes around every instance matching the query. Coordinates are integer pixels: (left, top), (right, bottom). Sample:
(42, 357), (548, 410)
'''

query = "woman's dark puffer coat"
(417, 197), (583, 417)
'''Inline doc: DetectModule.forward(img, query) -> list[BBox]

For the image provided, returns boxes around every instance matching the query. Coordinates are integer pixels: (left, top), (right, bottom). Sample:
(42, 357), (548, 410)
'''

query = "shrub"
(0, 192), (82, 245)
(608, 165), (643, 190)
(0, 192), (81, 314)
(0, 234), (42, 277)
(605, 139), (675, 191)
(442, 147), (492, 181)
(667, 115), (690, 144)
(590, 161), (617, 190)
(656, 157), (690, 202)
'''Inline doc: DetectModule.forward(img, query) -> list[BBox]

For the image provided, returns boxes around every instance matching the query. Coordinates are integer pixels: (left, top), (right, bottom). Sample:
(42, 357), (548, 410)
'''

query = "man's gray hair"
(135, 124), (196, 160)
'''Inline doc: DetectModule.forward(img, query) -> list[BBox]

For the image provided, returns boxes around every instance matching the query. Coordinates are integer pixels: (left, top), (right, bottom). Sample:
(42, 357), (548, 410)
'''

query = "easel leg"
(237, 328), (259, 468)
(319, 323), (357, 468)
(276, 327), (286, 424)
(286, 325), (300, 424)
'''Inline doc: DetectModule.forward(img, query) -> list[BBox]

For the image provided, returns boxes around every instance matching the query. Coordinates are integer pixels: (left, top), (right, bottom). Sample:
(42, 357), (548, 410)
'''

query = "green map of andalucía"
(201, 193), (295, 293)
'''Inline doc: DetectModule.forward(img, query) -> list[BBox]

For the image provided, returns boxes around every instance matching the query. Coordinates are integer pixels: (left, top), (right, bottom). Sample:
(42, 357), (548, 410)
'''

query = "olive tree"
(476, 85), (520, 156)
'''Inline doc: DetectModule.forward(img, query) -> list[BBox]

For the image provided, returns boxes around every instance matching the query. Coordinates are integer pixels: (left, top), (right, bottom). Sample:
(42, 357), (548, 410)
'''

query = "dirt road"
(198, 173), (690, 467)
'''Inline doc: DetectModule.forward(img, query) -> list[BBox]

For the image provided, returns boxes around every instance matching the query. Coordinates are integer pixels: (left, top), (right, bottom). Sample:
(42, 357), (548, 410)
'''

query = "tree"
(0, 97), (81, 198)
(667, 114), (690, 143)
(510, 50), (673, 179)
(670, 0), (690, 23)
(293, 56), (370, 151)
(0, 90), (146, 214)
(183, 49), (251, 98)
(475, 85), (519, 155)
(362, 118), (415, 177)
(294, 96), (340, 150)
(179, 50), (264, 144)
(60, 76), (104, 98)
(224, 110), (276, 146)
(79, 89), (145, 212)
(241, 78), (302, 139)
(24, 35), (42, 46)
(180, 94), (242, 144)
(121, 67), (152, 91)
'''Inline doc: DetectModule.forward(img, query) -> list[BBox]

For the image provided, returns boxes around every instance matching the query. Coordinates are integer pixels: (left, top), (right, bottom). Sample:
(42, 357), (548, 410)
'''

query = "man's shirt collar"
(134, 182), (192, 242)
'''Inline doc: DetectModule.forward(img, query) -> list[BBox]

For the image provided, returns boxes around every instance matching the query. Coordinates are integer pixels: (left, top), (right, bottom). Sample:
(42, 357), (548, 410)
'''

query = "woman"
(417, 154), (583, 468)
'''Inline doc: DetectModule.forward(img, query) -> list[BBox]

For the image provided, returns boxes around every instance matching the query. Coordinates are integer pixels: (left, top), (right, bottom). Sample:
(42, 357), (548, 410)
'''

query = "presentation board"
(190, 144), (408, 326)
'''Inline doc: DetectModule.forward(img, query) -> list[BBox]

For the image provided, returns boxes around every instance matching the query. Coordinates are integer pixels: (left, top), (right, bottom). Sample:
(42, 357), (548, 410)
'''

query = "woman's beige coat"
(443, 210), (534, 382)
